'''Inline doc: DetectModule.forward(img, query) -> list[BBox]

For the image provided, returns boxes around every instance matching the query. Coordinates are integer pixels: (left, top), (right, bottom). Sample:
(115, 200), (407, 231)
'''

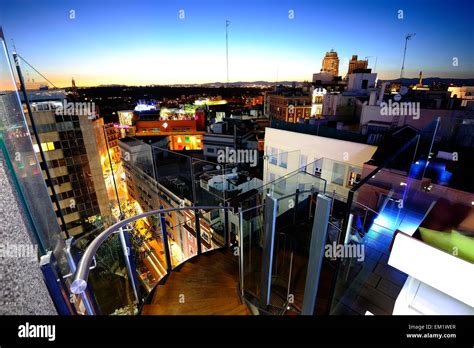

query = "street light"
(400, 33), (416, 79)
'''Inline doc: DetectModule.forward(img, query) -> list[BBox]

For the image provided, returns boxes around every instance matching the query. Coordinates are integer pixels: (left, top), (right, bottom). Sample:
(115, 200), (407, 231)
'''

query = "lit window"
(47, 142), (55, 151)
(33, 144), (40, 153)
(41, 143), (48, 152)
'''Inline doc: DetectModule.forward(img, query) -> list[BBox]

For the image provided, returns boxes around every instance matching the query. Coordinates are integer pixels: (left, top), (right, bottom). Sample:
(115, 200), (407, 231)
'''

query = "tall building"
(25, 92), (112, 237)
(347, 55), (368, 76)
(321, 49), (339, 76)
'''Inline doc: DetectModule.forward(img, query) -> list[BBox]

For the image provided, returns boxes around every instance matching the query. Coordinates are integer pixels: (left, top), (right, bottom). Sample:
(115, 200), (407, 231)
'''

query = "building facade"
(321, 49), (339, 77)
(26, 99), (112, 237)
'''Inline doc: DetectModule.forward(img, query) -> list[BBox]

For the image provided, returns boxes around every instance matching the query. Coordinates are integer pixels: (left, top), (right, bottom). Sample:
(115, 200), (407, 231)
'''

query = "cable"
(15, 53), (59, 89)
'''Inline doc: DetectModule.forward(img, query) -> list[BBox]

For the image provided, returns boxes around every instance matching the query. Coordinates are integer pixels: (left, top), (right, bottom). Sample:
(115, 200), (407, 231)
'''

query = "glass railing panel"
(126, 214), (167, 293)
(263, 149), (300, 185)
(166, 212), (197, 268)
(239, 194), (265, 303)
(327, 119), (449, 315)
(13, 56), (116, 238)
(0, 34), (66, 258)
(270, 190), (320, 314)
(150, 145), (194, 203)
(77, 231), (138, 315)
(191, 157), (226, 206)
(199, 208), (226, 251)
(314, 157), (363, 199)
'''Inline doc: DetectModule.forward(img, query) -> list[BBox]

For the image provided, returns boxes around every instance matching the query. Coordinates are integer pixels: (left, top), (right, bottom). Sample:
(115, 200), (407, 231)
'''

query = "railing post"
(224, 203), (230, 248)
(260, 194), (277, 309)
(40, 252), (77, 315)
(301, 194), (331, 315)
(159, 207), (172, 272)
(238, 207), (244, 298)
(118, 226), (142, 306)
(194, 209), (202, 255)
(343, 214), (354, 246)
(64, 238), (98, 315)
(293, 189), (300, 224)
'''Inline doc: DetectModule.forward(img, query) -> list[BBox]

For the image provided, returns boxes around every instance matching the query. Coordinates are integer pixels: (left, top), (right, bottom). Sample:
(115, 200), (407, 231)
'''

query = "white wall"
(265, 128), (377, 168)
(347, 73), (377, 92)
(264, 128), (378, 192)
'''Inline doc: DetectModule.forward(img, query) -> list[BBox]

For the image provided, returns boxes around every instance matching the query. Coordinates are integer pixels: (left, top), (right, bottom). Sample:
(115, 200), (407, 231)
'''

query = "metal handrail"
(70, 205), (233, 295)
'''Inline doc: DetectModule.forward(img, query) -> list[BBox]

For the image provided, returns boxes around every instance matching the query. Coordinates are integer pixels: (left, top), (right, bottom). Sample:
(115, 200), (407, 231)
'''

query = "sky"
(1, 0), (473, 87)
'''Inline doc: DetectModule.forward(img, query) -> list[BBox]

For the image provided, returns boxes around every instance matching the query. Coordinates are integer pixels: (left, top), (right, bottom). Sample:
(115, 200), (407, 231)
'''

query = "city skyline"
(1, 0), (474, 86)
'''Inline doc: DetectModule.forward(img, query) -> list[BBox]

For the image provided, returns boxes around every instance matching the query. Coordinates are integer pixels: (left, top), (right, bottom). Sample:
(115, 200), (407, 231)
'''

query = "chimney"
(369, 91), (377, 105)
(377, 82), (388, 105)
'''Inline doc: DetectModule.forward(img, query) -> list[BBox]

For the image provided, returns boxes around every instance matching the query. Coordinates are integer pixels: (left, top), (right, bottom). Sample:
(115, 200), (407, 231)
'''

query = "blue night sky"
(1, 0), (473, 86)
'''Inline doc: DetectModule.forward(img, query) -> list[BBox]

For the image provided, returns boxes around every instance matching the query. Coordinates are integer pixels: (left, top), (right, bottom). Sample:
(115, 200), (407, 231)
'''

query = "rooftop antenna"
(226, 20), (230, 87)
(400, 33), (416, 79)
(365, 56), (378, 73)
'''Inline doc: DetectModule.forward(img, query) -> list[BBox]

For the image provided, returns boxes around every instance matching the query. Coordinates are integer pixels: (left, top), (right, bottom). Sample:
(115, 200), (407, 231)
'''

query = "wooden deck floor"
(141, 249), (250, 315)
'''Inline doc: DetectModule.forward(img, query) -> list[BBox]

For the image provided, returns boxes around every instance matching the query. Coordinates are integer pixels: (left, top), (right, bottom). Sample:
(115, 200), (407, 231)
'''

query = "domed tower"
(321, 49), (339, 77)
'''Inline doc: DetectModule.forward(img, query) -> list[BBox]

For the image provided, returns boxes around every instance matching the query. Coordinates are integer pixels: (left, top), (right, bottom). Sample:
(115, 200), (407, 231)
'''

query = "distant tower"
(71, 77), (77, 95)
(418, 71), (423, 86)
(347, 55), (368, 76)
(225, 20), (230, 87)
(321, 49), (339, 76)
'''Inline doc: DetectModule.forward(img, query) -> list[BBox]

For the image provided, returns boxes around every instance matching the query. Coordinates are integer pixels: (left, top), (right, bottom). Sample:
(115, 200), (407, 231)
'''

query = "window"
(279, 151), (288, 168)
(268, 147), (278, 165)
(331, 162), (346, 186)
(34, 142), (56, 153)
(348, 166), (362, 187)
(210, 210), (220, 220)
(299, 154), (307, 172)
(361, 79), (368, 89)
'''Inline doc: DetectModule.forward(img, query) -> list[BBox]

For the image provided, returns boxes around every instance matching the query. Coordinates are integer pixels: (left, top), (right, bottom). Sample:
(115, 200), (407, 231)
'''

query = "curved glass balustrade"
(70, 205), (233, 315)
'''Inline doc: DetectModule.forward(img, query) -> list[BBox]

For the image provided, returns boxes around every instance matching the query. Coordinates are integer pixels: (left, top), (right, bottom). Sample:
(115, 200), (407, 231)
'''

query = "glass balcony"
(3, 26), (472, 316)
(328, 117), (474, 315)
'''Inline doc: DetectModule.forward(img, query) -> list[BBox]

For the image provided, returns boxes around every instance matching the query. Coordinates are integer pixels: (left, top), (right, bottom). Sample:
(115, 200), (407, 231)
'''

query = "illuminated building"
(310, 87), (326, 118)
(321, 49), (339, 77)
(24, 94), (113, 237)
(133, 110), (205, 151)
(347, 55), (368, 77)
(202, 115), (267, 172)
(118, 110), (134, 125)
(265, 88), (312, 123)
(102, 121), (121, 164)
